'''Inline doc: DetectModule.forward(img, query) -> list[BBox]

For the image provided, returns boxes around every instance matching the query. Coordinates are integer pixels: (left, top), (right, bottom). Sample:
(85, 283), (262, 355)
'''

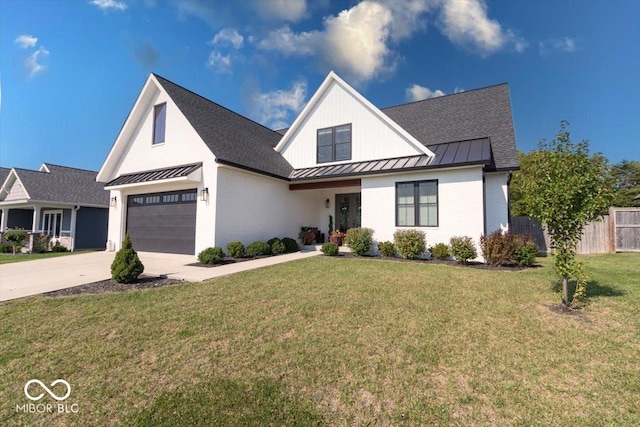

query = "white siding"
(484, 172), (510, 234)
(214, 166), (318, 250)
(362, 166), (485, 259)
(279, 81), (424, 168)
(4, 179), (29, 201)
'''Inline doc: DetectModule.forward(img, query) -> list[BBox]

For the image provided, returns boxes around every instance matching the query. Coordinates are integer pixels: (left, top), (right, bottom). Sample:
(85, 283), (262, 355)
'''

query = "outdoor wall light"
(110, 196), (117, 207)
(325, 198), (330, 208)
(201, 187), (209, 202)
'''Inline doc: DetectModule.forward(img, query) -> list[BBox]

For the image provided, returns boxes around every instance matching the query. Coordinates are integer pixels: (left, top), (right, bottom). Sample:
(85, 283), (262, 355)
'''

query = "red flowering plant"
(329, 230), (345, 246)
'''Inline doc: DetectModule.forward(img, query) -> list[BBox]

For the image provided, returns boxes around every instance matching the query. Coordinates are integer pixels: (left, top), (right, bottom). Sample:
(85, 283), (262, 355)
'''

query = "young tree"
(3, 228), (28, 255)
(519, 121), (614, 307)
(111, 233), (144, 283)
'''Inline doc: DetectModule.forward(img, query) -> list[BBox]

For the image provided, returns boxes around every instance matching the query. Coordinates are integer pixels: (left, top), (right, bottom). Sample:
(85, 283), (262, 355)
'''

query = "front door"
(335, 193), (361, 233)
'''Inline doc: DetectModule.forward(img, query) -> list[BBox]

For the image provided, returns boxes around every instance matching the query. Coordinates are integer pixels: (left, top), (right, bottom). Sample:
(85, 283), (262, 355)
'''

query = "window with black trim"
(317, 124), (351, 163)
(153, 103), (166, 144)
(396, 180), (438, 227)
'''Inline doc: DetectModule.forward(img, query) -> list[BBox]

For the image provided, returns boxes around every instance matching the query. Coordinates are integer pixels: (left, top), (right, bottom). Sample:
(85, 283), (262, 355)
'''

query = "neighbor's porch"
(0, 203), (78, 252)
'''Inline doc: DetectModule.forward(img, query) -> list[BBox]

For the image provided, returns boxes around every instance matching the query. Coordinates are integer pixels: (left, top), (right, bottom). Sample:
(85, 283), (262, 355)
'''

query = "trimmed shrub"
(429, 243), (450, 260)
(267, 237), (281, 248)
(449, 236), (477, 264)
(321, 242), (339, 256)
(377, 241), (396, 257)
(247, 241), (271, 257)
(480, 230), (518, 266)
(51, 244), (68, 253)
(513, 234), (539, 267)
(33, 234), (51, 254)
(111, 233), (144, 283)
(345, 227), (374, 256)
(271, 240), (286, 255)
(3, 228), (27, 255)
(226, 241), (245, 258)
(198, 247), (225, 264)
(281, 237), (299, 253)
(393, 229), (426, 259)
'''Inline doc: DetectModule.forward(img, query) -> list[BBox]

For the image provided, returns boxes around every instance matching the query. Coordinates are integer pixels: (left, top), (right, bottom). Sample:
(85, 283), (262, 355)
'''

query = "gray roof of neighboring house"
(382, 83), (519, 171)
(153, 74), (294, 179)
(0, 167), (10, 186)
(290, 138), (492, 180)
(105, 163), (202, 187)
(9, 164), (109, 206)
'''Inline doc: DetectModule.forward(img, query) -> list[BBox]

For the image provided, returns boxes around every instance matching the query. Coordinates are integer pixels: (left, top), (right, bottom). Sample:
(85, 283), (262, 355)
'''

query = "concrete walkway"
(0, 248), (321, 302)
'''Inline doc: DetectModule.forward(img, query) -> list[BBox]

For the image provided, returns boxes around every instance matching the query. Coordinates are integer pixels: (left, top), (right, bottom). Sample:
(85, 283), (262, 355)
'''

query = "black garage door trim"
(126, 189), (197, 254)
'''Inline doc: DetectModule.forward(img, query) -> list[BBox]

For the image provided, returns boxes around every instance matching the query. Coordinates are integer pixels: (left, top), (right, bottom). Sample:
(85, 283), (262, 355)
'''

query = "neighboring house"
(97, 72), (519, 257)
(0, 163), (109, 251)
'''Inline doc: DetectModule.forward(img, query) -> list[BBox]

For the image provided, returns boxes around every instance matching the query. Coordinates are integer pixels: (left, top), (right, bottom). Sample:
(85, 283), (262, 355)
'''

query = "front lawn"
(0, 250), (98, 265)
(1, 254), (638, 426)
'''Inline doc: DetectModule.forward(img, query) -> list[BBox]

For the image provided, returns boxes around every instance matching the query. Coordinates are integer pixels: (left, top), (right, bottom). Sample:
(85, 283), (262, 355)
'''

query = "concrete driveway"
(0, 249), (320, 302)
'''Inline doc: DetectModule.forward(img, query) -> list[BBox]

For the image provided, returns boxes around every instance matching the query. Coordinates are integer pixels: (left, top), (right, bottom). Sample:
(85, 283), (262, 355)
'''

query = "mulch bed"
(333, 251), (535, 271)
(44, 276), (185, 297)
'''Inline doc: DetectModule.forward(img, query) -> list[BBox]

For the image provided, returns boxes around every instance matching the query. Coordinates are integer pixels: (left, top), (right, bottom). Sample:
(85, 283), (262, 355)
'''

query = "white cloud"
(25, 46), (50, 78)
(206, 51), (232, 74)
(539, 37), (576, 55)
(14, 34), (38, 49)
(211, 28), (244, 50)
(438, 0), (526, 55)
(259, 1), (395, 83)
(90, 0), (127, 11)
(251, 80), (307, 129)
(255, 0), (307, 22)
(172, 0), (216, 26)
(406, 84), (445, 101)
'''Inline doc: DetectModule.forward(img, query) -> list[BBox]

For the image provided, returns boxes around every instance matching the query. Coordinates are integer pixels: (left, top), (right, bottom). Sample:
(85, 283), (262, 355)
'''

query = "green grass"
(0, 250), (97, 264)
(1, 254), (638, 426)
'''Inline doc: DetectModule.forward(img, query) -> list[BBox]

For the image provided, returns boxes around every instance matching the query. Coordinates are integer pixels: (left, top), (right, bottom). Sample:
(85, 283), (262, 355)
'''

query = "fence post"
(609, 207), (616, 253)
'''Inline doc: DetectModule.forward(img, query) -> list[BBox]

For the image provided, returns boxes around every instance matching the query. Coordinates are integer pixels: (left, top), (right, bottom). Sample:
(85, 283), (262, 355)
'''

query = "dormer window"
(317, 124), (351, 163)
(153, 103), (166, 144)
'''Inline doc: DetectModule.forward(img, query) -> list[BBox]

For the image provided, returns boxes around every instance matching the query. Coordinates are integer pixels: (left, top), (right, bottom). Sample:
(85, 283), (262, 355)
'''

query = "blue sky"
(1, 0), (638, 172)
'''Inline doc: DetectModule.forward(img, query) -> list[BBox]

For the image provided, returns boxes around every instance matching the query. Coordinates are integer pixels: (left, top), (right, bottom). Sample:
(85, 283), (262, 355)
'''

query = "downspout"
(70, 206), (80, 252)
(506, 171), (513, 230)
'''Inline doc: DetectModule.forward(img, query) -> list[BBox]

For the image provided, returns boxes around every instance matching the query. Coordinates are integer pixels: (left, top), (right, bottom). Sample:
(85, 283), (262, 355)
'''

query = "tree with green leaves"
(519, 121), (614, 307)
(610, 160), (640, 207)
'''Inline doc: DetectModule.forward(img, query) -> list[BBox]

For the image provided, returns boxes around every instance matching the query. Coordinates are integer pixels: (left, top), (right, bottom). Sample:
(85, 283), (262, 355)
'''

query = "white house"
(97, 72), (519, 256)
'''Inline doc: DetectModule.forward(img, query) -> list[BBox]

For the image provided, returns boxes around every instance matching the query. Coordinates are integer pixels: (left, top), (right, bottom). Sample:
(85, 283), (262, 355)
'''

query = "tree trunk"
(562, 275), (569, 306)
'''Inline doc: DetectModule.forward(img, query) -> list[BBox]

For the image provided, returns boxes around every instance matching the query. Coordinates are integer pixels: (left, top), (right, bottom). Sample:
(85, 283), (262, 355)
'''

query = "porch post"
(0, 208), (6, 232)
(70, 207), (78, 252)
(32, 206), (41, 233)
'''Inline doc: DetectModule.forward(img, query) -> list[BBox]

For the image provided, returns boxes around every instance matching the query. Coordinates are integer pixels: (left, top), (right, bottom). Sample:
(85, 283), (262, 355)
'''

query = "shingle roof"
(11, 164), (108, 206)
(105, 163), (202, 187)
(0, 167), (10, 186)
(382, 84), (519, 171)
(290, 139), (492, 181)
(153, 74), (294, 179)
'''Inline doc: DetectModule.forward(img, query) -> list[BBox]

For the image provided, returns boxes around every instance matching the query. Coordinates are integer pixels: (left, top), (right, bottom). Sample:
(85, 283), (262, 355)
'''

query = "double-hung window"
(396, 180), (438, 227)
(317, 124), (351, 163)
(153, 103), (166, 144)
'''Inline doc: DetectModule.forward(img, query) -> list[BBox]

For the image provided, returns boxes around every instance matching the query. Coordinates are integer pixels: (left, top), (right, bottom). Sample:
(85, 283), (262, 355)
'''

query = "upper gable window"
(317, 124), (351, 163)
(153, 103), (166, 145)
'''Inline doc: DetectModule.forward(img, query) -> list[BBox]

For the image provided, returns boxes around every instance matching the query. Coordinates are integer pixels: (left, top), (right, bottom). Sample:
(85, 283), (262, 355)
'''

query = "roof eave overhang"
(215, 158), (290, 182)
(0, 200), (108, 209)
(104, 174), (200, 191)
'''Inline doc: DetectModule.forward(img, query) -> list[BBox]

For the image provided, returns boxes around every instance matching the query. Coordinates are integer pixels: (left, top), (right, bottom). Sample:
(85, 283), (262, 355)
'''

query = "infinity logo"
(24, 379), (71, 401)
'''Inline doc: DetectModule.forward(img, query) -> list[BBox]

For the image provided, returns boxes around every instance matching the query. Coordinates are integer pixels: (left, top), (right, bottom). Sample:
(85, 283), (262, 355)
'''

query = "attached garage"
(126, 189), (197, 254)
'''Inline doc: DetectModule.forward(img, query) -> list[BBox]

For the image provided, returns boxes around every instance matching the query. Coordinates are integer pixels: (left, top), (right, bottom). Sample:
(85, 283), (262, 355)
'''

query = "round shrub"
(281, 237), (299, 253)
(321, 242), (339, 256)
(198, 247), (225, 264)
(271, 240), (286, 255)
(111, 233), (144, 283)
(429, 242), (450, 260)
(480, 230), (518, 266)
(449, 236), (477, 264)
(345, 227), (374, 256)
(51, 244), (68, 253)
(226, 241), (245, 258)
(377, 241), (396, 257)
(514, 242), (538, 267)
(393, 229), (426, 259)
(247, 241), (271, 257)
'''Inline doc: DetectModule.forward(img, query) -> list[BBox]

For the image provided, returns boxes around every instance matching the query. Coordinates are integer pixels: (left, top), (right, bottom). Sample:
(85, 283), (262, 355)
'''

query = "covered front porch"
(289, 178), (362, 244)
(0, 202), (77, 252)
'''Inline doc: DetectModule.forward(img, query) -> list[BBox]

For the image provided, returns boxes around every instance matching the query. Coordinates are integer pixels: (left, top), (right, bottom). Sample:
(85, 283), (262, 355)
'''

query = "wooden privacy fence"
(511, 207), (640, 254)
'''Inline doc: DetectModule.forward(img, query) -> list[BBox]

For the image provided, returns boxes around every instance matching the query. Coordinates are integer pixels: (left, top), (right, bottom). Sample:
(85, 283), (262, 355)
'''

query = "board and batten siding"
(75, 207), (108, 249)
(484, 172), (510, 235)
(362, 166), (485, 258)
(279, 80), (424, 169)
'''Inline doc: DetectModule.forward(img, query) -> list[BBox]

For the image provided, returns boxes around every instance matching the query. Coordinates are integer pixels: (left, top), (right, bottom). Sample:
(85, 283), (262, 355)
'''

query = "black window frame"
(128, 189), (197, 207)
(316, 123), (352, 164)
(153, 103), (167, 145)
(395, 180), (438, 227)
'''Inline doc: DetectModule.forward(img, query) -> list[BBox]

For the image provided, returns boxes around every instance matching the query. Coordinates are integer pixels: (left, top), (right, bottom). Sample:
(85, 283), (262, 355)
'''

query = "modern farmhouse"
(97, 72), (519, 256)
